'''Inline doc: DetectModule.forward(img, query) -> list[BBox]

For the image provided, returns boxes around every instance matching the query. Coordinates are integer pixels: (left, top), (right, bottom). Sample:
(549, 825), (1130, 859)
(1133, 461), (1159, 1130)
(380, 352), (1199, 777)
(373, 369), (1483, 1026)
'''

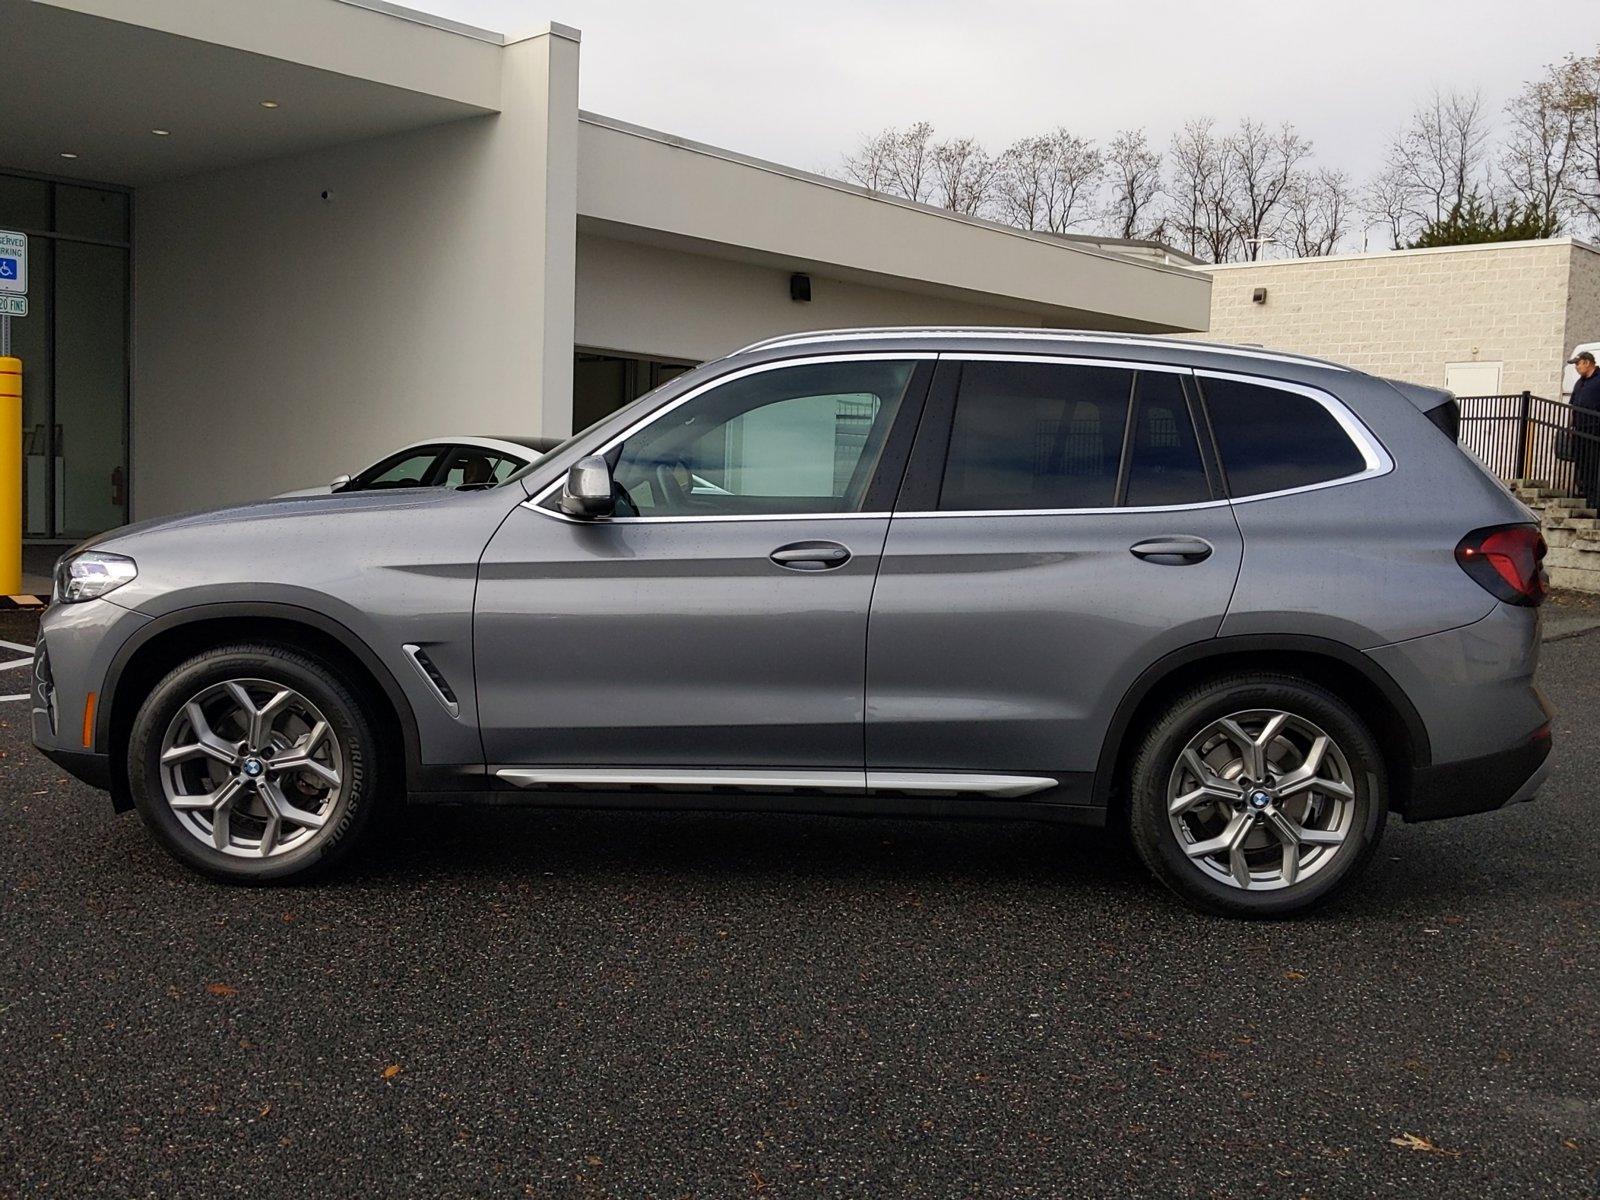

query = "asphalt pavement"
(0, 607), (1595, 1198)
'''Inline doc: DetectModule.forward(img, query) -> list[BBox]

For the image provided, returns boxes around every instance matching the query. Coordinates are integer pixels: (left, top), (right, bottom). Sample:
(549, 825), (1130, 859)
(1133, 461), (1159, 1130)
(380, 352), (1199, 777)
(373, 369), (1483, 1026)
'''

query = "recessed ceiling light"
(151, 128), (171, 136)
(59, 152), (79, 159)
(259, 100), (280, 109)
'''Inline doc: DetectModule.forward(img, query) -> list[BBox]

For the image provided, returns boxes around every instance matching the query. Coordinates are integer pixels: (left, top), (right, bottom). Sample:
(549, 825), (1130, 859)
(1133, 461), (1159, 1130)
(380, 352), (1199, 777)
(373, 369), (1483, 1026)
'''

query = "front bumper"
(1403, 723), (1552, 822)
(29, 597), (151, 805)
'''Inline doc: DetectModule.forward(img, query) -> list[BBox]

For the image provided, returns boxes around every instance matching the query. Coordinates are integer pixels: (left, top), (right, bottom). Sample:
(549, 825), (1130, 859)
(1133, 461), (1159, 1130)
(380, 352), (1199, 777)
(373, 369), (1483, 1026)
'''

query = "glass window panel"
(53, 186), (128, 242)
(1203, 376), (1367, 496)
(54, 241), (128, 538)
(0, 175), (51, 231)
(609, 359), (914, 516)
(940, 361), (1132, 511)
(1124, 371), (1210, 507)
(11, 239), (53, 536)
(355, 448), (443, 489)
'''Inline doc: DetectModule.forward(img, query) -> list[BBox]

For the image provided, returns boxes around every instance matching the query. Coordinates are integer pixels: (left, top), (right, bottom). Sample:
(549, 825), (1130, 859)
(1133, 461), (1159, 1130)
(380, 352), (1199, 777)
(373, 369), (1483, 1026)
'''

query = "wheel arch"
(1094, 635), (1431, 821)
(100, 603), (422, 812)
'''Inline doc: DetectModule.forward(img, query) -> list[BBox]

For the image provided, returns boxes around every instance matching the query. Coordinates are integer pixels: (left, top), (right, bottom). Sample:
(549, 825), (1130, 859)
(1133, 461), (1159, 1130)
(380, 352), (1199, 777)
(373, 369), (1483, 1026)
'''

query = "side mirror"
(559, 454), (615, 518)
(329, 474), (352, 493)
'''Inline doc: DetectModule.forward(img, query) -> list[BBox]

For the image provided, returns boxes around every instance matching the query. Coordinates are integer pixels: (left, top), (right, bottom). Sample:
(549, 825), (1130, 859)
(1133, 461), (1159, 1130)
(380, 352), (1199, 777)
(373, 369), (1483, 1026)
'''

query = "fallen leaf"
(381, 1064), (402, 1080)
(205, 982), (237, 998)
(258, 1104), (272, 1118)
(1562, 1139), (1579, 1151)
(1389, 1133), (1461, 1157)
(1284, 970), (1306, 981)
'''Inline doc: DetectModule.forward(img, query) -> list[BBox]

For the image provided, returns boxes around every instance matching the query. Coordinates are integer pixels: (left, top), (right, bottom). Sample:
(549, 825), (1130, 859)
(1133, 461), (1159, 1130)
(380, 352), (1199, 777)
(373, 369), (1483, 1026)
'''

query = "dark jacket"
(1573, 369), (1600, 413)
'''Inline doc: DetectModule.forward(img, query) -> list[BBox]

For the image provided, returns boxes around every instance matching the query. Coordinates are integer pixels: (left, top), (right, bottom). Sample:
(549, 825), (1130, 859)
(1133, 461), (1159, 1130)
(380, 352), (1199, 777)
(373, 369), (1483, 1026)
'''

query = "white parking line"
(1, 695), (27, 703)
(0, 639), (35, 654)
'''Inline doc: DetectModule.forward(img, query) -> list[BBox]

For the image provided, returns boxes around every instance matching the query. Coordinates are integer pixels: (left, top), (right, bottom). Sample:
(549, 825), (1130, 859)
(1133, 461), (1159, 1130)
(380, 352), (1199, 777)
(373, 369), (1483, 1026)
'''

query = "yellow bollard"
(0, 356), (19, 596)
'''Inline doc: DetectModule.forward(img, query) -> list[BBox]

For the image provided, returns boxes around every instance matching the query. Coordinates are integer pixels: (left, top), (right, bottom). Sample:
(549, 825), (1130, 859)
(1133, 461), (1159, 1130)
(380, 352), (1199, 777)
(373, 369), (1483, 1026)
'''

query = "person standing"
(1572, 351), (1600, 509)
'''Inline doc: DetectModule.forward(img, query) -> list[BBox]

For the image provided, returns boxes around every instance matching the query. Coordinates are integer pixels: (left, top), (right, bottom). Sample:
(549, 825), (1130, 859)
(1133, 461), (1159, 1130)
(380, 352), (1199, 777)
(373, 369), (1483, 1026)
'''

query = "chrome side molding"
(495, 767), (1058, 798)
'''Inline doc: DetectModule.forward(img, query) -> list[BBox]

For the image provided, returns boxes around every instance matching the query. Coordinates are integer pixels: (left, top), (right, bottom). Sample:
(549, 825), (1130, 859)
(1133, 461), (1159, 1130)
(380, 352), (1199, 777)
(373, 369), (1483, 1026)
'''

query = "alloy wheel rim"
(1166, 708), (1355, 892)
(158, 678), (344, 859)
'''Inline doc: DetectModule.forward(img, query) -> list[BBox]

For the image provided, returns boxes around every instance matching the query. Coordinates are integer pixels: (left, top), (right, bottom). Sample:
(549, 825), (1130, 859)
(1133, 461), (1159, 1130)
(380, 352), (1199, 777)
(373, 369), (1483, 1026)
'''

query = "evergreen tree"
(1408, 191), (1561, 247)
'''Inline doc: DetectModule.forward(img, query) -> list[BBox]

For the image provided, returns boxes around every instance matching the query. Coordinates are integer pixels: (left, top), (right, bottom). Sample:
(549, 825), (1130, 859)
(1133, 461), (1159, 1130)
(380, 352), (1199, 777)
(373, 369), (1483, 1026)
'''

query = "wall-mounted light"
(790, 273), (812, 303)
(1251, 287), (1268, 305)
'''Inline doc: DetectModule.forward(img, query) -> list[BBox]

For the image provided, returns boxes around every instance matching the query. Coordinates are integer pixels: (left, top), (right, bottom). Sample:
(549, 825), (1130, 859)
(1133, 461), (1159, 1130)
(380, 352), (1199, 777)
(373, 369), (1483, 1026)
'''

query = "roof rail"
(732, 327), (1349, 373)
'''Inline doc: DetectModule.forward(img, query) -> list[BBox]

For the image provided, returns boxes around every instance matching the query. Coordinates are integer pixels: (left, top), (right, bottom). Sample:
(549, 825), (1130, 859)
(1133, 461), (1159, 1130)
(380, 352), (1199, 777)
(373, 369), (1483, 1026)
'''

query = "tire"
(1127, 672), (1387, 918)
(127, 642), (386, 883)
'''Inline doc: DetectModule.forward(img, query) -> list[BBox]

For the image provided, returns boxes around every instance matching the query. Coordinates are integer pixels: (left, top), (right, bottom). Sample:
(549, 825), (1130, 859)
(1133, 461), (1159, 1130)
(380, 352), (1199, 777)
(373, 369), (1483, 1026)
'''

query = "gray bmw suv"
(32, 329), (1551, 916)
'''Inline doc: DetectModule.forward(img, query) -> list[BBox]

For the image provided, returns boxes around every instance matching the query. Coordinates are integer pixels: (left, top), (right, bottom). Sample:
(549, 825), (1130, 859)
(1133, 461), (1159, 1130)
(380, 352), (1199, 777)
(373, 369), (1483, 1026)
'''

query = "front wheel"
(1127, 673), (1387, 917)
(127, 643), (386, 883)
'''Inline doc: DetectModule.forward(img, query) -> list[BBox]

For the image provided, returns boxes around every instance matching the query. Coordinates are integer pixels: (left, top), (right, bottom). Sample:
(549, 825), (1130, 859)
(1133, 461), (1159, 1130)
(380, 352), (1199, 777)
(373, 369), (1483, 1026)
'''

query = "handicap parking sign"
(0, 230), (26, 294)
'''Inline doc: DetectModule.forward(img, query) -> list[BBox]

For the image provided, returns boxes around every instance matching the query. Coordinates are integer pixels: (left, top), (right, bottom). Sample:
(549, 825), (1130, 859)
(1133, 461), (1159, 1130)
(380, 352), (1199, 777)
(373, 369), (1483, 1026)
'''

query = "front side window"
(1201, 375), (1369, 496)
(605, 360), (916, 517)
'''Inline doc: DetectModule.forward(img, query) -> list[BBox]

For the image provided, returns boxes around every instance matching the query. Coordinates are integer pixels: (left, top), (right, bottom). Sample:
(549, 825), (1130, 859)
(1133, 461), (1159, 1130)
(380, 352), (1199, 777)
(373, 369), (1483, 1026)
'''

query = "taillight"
(1456, 524), (1548, 606)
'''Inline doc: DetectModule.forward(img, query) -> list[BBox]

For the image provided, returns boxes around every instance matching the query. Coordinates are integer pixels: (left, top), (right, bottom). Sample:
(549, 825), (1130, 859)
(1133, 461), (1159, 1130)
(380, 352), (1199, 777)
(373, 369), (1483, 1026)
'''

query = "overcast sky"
(415, 0), (1590, 199)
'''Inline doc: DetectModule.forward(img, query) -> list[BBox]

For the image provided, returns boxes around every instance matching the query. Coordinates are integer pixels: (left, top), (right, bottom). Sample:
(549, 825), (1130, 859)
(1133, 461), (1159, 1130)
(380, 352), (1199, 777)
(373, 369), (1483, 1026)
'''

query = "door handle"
(1129, 536), (1214, 565)
(770, 540), (852, 571)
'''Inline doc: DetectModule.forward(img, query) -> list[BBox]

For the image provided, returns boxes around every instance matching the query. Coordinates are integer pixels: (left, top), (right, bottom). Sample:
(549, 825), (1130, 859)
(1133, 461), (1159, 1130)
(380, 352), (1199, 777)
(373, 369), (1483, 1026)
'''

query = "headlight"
(54, 552), (138, 603)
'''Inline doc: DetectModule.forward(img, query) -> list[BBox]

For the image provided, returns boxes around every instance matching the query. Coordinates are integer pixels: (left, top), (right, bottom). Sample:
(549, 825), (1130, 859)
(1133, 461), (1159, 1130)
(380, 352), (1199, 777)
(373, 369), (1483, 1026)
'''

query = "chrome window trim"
(525, 352), (936, 525)
(735, 328), (1350, 373)
(895, 358), (1390, 517)
(1194, 368), (1394, 505)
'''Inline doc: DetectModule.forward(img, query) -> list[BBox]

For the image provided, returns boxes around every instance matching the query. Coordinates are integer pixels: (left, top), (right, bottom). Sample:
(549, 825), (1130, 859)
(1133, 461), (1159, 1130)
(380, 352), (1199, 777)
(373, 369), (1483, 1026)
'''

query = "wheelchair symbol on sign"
(0, 259), (16, 280)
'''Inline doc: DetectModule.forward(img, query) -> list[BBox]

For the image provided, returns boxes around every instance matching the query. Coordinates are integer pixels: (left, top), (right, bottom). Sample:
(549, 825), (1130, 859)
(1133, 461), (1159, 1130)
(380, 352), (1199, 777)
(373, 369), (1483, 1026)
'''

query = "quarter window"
(1201, 376), (1369, 496)
(606, 359), (916, 517)
(354, 447), (444, 489)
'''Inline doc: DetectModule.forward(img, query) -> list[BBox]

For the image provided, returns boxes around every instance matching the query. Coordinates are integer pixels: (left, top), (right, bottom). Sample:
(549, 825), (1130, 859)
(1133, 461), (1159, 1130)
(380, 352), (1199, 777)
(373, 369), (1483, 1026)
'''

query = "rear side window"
(1201, 376), (1368, 497)
(940, 361), (1131, 510)
(938, 361), (1210, 511)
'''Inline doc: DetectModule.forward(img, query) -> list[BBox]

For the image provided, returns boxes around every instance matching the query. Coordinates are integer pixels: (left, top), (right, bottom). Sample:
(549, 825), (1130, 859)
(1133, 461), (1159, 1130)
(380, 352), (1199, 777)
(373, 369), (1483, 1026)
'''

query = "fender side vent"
(403, 644), (460, 717)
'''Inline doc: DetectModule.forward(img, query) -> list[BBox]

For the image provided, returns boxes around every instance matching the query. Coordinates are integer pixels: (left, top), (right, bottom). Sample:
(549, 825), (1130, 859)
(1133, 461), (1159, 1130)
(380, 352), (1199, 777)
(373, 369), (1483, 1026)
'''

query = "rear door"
(865, 355), (1245, 803)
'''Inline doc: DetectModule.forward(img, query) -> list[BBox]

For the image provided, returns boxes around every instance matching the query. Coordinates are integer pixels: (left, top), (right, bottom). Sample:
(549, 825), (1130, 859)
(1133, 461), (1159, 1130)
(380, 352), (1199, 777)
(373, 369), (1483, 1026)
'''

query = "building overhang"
(0, 0), (508, 187)
(576, 113), (1212, 334)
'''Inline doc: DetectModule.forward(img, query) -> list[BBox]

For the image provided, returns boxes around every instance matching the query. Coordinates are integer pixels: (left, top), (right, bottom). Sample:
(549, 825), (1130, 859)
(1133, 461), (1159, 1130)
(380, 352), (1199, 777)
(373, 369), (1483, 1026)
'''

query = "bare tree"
(1284, 168), (1353, 256)
(1362, 161), (1414, 249)
(995, 129), (1104, 232)
(841, 127), (897, 193)
(1226, 119), (1312, 258)
(1165, 118), (1239, 262)
(1384, 88), (1492, 229)
(841, 122), (935, 202)
(929, 136), (997, 215)
(1101, 129), (1162, 239)
(1502, 69), (1579, 232)
(1551, 52), (1600, 231)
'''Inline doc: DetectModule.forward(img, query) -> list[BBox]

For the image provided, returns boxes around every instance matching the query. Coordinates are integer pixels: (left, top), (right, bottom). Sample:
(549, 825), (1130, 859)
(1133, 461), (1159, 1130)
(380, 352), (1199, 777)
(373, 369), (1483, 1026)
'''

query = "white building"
(0, 0), (1211, 538)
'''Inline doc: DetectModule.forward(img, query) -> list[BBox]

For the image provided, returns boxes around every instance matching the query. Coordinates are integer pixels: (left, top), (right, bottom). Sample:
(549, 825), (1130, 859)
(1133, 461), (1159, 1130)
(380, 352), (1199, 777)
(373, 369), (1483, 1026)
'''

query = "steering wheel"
(653, 461), (691, 512)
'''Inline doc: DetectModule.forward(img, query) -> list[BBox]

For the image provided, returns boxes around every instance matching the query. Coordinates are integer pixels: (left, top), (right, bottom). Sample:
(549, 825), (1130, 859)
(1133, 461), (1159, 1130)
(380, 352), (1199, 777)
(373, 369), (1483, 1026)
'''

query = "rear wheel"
(127, 643), (385, 882)
(1128, 673), (1387, 917)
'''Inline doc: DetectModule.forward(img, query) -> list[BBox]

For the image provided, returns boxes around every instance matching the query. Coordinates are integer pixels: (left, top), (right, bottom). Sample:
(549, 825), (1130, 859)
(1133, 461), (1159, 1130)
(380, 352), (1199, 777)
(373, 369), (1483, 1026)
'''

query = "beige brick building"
(1203, 238), (1600, 400)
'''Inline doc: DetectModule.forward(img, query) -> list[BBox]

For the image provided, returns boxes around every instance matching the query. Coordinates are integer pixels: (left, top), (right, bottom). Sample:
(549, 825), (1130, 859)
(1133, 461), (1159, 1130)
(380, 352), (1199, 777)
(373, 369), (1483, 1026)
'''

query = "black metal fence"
(1456, 392), (1600, 498)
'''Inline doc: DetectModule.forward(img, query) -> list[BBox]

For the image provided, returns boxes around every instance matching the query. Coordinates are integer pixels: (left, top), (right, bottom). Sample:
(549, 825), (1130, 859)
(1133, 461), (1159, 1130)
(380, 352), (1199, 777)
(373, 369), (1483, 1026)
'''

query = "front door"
(475, 355), (931, 773)
(866, 356), (1245, 803)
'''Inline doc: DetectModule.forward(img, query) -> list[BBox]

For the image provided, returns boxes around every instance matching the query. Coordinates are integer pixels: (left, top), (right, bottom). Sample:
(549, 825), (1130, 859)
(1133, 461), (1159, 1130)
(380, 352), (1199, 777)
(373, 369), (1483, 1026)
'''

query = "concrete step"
(1548, 564), (1600, 593)
(1542, 514), (1600, 531)
(1544, 544), (1600, 570)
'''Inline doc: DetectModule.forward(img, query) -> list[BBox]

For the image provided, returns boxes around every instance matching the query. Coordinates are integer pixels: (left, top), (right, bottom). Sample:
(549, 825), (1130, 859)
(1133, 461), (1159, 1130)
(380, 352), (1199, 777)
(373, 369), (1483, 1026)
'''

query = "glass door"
(0, 172), (130, 540)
